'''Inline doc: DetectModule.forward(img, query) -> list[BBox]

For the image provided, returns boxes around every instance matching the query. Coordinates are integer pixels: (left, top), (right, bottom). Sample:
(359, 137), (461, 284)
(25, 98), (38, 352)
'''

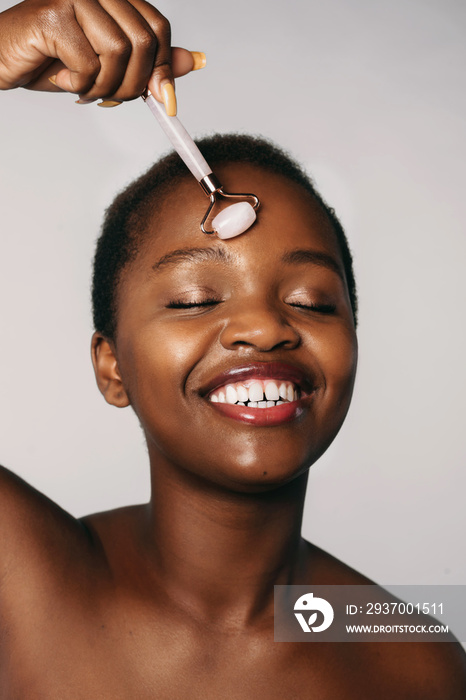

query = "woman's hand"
(0, 0), (202, 112)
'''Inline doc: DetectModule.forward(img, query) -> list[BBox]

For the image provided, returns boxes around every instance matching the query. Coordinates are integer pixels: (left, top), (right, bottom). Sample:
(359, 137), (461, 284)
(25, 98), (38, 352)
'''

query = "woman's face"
(111, 164), (358, 492)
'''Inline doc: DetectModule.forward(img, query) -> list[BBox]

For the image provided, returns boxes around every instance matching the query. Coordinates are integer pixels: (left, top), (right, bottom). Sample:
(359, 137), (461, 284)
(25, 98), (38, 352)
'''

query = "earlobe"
(91, 332), (130, 408)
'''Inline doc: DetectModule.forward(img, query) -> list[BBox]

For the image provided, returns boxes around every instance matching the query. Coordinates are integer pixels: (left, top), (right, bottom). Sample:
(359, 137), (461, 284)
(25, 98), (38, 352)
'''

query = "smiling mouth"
(201, 362), (314, 426)
(209, 379), (300, 408)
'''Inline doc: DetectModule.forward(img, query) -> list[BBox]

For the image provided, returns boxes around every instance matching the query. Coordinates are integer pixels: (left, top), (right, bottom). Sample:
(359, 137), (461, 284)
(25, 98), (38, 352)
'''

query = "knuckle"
(154, 15), (171, 41)
(135, 29), (157, 53)
(108, 36), (132, 59)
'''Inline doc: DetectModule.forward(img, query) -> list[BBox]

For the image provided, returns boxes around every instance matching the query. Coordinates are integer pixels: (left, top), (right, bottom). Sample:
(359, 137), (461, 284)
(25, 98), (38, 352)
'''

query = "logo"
(294, 592), (334, 633)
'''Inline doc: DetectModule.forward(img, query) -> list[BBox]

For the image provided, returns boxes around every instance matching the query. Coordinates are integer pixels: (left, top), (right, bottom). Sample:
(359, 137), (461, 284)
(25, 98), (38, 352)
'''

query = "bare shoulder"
(301, 538), (376, 585)
(300, 540), (466, 698)
(0, 463), (83, 536)
(0, 463), (147, 595)
(369, 639), (466, 699)
(414, 642), (466, 699)
(0, 464), (93, 591)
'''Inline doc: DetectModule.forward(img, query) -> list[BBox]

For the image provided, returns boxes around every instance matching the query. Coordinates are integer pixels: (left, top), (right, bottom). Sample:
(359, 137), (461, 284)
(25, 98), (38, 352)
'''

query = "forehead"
(132, 163), (343, 273)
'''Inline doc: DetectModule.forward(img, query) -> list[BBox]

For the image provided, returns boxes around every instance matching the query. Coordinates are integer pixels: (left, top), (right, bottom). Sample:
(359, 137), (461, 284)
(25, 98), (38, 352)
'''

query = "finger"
(81, 0), (158, 100)
(127, 0), (173, 102)
(50, 2), (201, 103)
(172, 48), (203, 78)
(39, 14), (101, 94)
(0, 7), (101, 94)
(68, 0), (136, 98)
(22, 59), (70, 92)
(24, 49), (203, 97)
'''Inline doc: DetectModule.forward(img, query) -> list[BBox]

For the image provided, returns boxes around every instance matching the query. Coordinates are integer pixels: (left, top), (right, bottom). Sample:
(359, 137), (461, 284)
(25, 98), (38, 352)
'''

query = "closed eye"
(166, 298), (221, 309)
(289, 302), (336, 314)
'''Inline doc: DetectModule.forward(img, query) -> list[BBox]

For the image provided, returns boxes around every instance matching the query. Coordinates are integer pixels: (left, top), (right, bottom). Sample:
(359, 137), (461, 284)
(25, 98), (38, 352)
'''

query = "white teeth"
(264, 381), (280, 401)
(248, 382), (264, 402)
(237, 385), (249, 403)
(225, 384), (238, 404)
(209, 378), (302, 407)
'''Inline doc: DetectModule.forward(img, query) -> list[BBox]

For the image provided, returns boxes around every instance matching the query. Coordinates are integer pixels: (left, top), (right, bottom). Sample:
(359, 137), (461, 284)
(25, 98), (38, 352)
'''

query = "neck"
(142, 454), (309, 624)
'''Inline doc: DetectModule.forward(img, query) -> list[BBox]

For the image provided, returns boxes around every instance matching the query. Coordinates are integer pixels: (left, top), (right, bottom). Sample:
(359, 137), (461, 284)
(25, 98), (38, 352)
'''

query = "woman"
(1, 1), (465, 697)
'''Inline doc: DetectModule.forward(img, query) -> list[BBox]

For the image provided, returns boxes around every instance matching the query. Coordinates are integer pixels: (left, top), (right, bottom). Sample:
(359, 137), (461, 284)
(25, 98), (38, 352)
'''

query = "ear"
(91, 332), (130, 408)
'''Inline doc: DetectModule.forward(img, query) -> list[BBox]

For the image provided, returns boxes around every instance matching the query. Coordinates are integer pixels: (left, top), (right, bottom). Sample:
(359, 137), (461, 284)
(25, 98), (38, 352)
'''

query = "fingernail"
(97, 100), (123, 108)
(48, 75), (57, 86)
(161, 82), (177, 117)
(75, 98), (97, 105)
(190, 51), (206, 71)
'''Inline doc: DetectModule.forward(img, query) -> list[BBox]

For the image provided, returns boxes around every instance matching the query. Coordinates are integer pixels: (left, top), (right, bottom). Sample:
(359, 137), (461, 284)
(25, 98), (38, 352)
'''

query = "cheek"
(116, 321), (208, 428)
(312, 324), (358, 405)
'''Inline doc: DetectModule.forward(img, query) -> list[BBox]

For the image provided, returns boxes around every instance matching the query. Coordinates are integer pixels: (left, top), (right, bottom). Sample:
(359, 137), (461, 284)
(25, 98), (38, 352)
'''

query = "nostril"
(220, 319), (300, 353)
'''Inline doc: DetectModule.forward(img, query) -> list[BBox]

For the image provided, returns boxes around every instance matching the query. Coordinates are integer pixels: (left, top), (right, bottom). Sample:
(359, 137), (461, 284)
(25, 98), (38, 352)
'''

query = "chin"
(194, 444), (318, 494)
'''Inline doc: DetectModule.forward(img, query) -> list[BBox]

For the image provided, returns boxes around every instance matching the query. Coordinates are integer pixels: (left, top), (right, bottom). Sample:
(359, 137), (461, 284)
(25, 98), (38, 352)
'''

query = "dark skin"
(1, 2), (466, 697)
(0, 0), (196, 104)
(1, 165), (465, 698)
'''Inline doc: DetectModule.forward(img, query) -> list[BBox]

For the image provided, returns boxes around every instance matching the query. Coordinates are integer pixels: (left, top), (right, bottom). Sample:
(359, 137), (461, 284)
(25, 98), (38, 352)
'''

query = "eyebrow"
(152, 246), (233, 271)
(151, 245), (343, 279)
(281, 249), (344, 280)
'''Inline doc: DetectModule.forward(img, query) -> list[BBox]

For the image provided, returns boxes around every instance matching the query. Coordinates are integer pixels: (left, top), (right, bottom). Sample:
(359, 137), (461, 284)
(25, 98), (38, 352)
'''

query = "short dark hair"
(92, 134), (358, 339)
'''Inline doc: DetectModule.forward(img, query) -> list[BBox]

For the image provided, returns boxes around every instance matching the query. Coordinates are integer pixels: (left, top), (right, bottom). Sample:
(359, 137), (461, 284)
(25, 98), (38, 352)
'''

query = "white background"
(0, 0), (465, 586)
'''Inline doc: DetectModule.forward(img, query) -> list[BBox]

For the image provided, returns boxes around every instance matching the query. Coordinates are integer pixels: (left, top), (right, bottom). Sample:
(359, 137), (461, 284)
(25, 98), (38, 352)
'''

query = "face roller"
(142, 91), (260, 239)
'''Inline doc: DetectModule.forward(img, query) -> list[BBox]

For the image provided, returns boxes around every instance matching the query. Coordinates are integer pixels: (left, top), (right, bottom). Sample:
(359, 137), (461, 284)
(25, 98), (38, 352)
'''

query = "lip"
(199, 361), (315, 427)
(200, 361), (314, 397)
(208, 395), (312, 427)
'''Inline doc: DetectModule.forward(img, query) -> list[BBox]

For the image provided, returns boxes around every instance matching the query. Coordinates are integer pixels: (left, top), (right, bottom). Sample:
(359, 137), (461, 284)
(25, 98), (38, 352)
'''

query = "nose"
(219, 301), (301, 353)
